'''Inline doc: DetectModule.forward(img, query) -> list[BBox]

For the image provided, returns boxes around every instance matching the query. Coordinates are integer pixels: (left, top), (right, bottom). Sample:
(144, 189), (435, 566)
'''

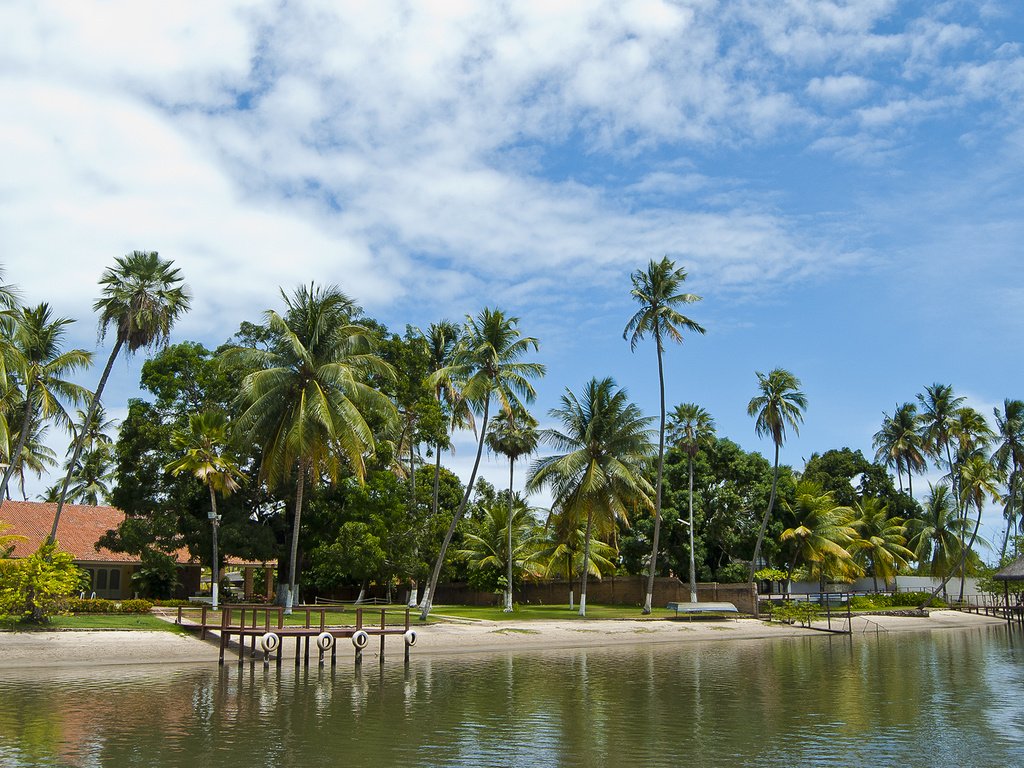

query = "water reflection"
(1, 626), (1023, 767)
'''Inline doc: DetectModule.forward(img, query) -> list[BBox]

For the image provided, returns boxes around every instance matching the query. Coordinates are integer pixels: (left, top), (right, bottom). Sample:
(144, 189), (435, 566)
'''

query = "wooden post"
(379, 609), (386, 661)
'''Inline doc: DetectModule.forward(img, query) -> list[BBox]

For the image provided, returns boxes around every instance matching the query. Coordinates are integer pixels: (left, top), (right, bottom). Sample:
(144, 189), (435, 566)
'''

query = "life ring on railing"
(351, 630), (369, 649)
(316, 631), (335, 651)
(260, 632), (280, 653)
(403, 629), (417, 647)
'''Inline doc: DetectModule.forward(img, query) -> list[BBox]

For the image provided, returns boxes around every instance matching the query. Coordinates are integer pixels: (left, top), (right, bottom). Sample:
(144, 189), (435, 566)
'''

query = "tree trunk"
(579, 509), (593, 617)
(0, 392), (35, 503)
(643, 335), (666, 615)
(285, 465), (306, 615)
(209, 485), (220, 611)
(505, 458), (515, 612)
(749, 442), (781, 585)
(420, 397), (491, 620)
(408, 580), (419, 608)
(688, 452), (697, 604)
(51, 339), (123, 543)
(921, 498), (986, 608)
(418, 443), (445, 610)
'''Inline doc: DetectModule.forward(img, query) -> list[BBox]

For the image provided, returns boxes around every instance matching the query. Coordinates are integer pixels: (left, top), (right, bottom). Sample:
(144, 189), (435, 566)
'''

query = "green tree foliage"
(801, 447), (919, 519)
(993, 399), (1024, 560)
(0, 542), (88, 620)
(848, 497), (914, 591)
(457, 492), (540, 595)
(667, 402), (715, 602)
(780, 482), (860, 589)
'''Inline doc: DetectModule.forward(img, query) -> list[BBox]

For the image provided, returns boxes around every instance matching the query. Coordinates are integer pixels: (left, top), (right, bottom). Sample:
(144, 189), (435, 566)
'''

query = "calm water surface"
(2, 625), (1023, 767)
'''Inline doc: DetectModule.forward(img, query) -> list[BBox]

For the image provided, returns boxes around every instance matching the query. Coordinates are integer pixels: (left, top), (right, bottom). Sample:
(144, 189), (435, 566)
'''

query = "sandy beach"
(0, 610), (1008, 669)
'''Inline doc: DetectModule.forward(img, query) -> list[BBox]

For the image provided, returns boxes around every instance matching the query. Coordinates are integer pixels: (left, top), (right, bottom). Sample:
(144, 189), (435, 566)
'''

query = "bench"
(666, 601), (739, 618)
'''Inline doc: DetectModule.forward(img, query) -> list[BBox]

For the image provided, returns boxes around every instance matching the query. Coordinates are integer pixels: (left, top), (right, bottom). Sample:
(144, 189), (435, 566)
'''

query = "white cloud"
(807, 74), (874, 104)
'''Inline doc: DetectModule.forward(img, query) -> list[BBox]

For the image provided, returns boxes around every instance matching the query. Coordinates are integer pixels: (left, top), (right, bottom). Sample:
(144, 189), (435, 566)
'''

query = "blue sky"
(2, 1), (1022, 555)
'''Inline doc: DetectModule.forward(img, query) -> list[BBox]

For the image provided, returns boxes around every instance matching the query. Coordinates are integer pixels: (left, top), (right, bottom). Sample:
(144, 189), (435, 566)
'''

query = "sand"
(0, 610), (1008, 669)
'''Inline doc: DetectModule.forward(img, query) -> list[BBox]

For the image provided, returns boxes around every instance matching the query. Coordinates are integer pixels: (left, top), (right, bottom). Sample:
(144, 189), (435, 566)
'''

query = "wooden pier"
(175, 603), (415, 665)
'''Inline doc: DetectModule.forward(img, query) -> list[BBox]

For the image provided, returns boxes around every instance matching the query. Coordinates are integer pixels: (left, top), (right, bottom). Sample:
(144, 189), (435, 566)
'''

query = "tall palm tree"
(873, 402), (926, 497)
(165, 411), (244, 610)
(51, 251), (190, 542)
(12, 418), (58, 501)
(667, 402), (715, 603)
(624, 257), (705, 614)
(917, 384), (964, 509)
(993, 399), (1024, 560)
(486, 408), (540, 611)
(527, 377), (654, 616)
(747, 368), (807, 584)
(780, 482), (859, 591)
(0, 303), (92, 502)
(951, 454), (1001, 602)
(455, 493), (540, 587)
(58, 405), (117, 506)
(848, 497), (914, 591)
(907, 484), (967, 600)
(419, 308), (543, 620)
(230, 284), (396, 613)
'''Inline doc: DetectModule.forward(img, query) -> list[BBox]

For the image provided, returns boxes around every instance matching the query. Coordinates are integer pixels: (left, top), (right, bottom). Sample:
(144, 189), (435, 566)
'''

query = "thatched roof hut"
(993, 556), (1024, 582)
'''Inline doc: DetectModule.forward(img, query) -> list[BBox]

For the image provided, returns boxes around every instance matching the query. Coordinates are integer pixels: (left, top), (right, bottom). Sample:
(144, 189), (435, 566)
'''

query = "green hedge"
(60, 598), (154, 614)
(850, 592), (946, 610)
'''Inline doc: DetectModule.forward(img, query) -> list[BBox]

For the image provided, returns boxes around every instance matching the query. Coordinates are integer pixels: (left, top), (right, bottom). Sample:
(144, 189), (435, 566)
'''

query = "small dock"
(174, 603), (416, 665)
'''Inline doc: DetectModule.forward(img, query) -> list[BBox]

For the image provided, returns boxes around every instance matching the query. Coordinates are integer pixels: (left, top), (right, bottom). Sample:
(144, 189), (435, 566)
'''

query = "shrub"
(0, 543), (89, 621)
(60, 597), (153, 614)
(152, 599), (192, 608)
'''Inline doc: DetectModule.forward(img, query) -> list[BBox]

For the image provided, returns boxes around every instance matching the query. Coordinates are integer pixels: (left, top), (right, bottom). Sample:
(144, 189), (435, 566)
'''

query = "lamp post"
(209, 509), (220, 610)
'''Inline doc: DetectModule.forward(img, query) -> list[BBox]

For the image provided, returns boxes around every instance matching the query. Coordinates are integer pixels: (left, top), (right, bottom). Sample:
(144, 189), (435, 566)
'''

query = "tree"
(527, 377), (654, 616)
(51, 251), (191, 542)
(419, 308), (543, 619)
(873, 402), (926, 497)
(535, 506), (618, 609)
(0, 542), (88, 621)
(667, 402), (715, 602)
(59, 405), (117, 506)
(907, 484), (968, 599)
(747, 368), (807, 584)
(848, 497), (914, 591)
(780, 482), (859, 590)
(917, 384), (965, 507)
(624, 256), (705, 614)
(950, 454), (1001, 601)
(456, 492), (540, 596)
(993, 399), (1024, 560)
(229, 284), (397, 613)
(164, 411), (243, 610)
(486, 408), (539, 611)
(0, 303), (92, 502)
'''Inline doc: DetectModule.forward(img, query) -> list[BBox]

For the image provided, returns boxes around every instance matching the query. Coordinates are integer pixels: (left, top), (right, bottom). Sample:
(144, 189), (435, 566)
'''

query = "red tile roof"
(0, 500), (274, 567)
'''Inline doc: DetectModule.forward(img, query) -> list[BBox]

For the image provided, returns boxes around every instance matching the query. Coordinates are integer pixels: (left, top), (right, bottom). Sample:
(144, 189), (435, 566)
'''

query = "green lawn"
(1, 614), (189, 633)
(422, 604), (679, 622)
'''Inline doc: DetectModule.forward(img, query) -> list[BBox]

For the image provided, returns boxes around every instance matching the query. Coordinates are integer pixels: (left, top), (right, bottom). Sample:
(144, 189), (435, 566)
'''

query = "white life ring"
(316, 631), (335, 651)
(351, 630), (369, 649)
(403, 629), (417, 647)
(260, 632), (280, 653)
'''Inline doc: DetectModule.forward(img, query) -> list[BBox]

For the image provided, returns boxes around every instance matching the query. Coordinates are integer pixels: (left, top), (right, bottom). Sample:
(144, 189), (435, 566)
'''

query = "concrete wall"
(770, 576), (983, 599)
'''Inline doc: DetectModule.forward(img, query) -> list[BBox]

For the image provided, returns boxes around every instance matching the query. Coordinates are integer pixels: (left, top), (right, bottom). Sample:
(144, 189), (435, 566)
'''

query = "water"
(2, 625), (1024, 767)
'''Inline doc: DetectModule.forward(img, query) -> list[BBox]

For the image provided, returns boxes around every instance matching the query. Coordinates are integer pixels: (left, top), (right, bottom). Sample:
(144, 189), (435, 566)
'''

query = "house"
(0, 499), (273, 601)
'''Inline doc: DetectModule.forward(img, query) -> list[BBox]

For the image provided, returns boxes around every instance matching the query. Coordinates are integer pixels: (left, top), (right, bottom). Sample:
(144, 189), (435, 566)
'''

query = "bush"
(0, 543), (89, 621)
(59, 597), (153, 614)
(151, 599), (192, 608)
(849, 592), (946, 610)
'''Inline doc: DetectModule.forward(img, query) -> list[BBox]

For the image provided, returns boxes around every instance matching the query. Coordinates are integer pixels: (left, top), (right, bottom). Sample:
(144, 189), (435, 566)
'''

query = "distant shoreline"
(0, 610), (1009, 669)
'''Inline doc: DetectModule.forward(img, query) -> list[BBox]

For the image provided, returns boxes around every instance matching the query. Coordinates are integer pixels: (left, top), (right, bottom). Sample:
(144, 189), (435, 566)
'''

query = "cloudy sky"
(2, 1), (1022, 552)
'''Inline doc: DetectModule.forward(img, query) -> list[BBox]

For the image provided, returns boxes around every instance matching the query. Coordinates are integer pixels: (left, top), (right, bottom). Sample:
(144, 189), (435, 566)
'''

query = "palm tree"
(527, 377), (654, 616)
(419, 308), (544, 620)
(667, 402), (715, 603)
(993, 400), (1024, 559)
(0, 303), (92, 503)
(486, 408), (540, 611)
(624, 257), (705, 614)
(917, 384), (964, 508)
(907, 484), (967, 600)
(848, 497), (914, 591)
(164, 411), (244, 610)
(229, 284), (396, 613)
(951, 454), (1001, 602)
(58, 405), (117, 505)
(873, 402), (926, 497)
(51, 251), (190, 542)
(747, 368), (807, 584)
(455, 493), (540, 589)
(536, 506), (618, 609)
(780, 482), (859, 591)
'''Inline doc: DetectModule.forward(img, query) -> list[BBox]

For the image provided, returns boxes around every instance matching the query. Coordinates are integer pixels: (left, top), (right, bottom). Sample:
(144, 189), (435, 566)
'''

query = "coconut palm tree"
(455, 493), (541, 590)
(51, 251), (190, 541)
(624, 257), (705, 614)
(917, 384), (964, 508)
(667, 402), (715, 603)
(58, 405), (117, 505)
(951, 454), (1001, 602)
(486, 408), (540, 611)
(536, 506), (618, 610)
(0, 303), (92, 503)
(11, 418), (58, 501)
(907, 484), (967, 600)
(848, 497), (914, 591)
(747, 368), (807, 584)
(229, 283), (397, 613)
(993, 399), (1024, 560)
(873, 402), (926, 497)
(165, 411), (244, 610)
(780, 482), (859, 591)
(419, 308), (544, 620)
(527, 377), (654, 616)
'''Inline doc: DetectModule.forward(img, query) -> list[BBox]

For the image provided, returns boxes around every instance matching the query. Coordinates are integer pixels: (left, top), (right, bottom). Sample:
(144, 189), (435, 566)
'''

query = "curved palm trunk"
(922, 498), (985, 608)
(580, 509), (593, 617)
(417, 442), (445, 610)
(51, 338), (123, 543)
(505, 458), (514, 612)
(749, 442), (781, 592)
(209, 485), (220, 611)
(643, 336), (666, 615)
(420, 398), (490, 620)
(0, 391), (35, 503)
(1001, 470), (1017, 562)
(284, 465), (306, 615)
(688, 452), (697, 603)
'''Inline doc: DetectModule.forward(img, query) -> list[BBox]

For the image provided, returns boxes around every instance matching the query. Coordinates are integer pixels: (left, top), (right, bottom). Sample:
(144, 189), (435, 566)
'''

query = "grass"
(421, 604), (679, 622)
(1, 614), (188, 633)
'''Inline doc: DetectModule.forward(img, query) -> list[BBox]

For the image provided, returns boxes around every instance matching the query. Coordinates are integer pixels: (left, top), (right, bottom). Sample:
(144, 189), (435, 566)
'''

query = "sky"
(2, 1), (1023, 559)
